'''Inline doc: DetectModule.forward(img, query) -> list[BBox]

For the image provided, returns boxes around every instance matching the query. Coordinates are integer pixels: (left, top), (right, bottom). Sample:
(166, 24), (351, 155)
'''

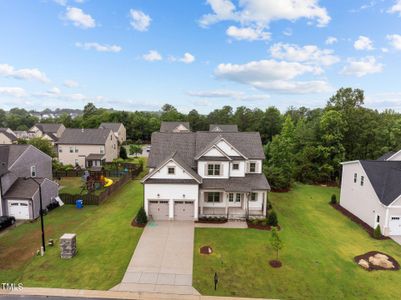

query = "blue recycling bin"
(76, 199), (83, 209)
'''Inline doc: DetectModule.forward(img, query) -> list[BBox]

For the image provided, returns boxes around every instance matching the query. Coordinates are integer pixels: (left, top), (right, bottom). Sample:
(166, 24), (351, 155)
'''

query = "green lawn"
(194, 184), (401, 300)
(0, 179), (144, 290)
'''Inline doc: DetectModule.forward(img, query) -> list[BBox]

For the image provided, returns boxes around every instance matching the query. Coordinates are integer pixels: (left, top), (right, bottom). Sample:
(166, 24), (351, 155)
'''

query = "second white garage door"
(389, 216), (401, 235)
(174, 201), (194, 221)
(148, 200), (169, 220)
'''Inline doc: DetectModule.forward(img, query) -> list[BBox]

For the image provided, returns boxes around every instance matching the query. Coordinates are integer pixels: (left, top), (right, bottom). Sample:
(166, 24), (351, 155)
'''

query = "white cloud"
(387, 34), (401, 50)
(130, 9), (151, 32)
(75, 42), (122, 52)
(325, 36), (338, 45)
(388, 0), (401, 16)
(0, 64), (49, 83)
(54, 0), (67, 6)
(341, 56), (383, 77)
(65, 7), (96, 28)
(187, 89), (270, 101)
(354, 36), (374, 50)
(142, 50), (162, 62)
(200, 0), (330, 28)
(214, 59), (331, 94)
(226, 26), (270, 41)
(0, 87), (27, 98)
(180, 52), (195, 64)
(64, 79), (79, 88)
(169, 52), (196, 64)
(269, 43), (340, 66)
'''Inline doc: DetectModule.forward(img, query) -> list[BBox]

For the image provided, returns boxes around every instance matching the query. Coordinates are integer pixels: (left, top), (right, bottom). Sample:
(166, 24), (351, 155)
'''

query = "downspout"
(0, 176), (3, 216)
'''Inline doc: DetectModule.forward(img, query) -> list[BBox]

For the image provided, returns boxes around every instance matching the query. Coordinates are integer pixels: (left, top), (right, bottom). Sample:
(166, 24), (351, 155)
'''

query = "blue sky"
(1, 0), (401, 113)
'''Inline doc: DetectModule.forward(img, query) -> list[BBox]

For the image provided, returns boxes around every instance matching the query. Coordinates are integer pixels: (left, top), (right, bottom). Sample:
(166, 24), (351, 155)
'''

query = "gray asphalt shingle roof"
(0, 145), (30, 175)
(160, 122), (190, 133)
(3, 177), (45, 199)
(35, 123), (63, 133)
(201, 174), (270, 192)
(376, 152), (396, 161)
(57, 128), (112, 145)
(0, 131), (17, 141)
(99, 123), (123, 132)
(209, 124), (238, 132)
(360, 160), (401, 206)
(148, 131), (266, 168)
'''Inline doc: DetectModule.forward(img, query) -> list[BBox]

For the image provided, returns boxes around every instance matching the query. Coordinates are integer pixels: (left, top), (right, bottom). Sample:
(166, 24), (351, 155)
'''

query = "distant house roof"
(160, 122), (190, 133)
(44, 132), (58, 142)
(377, 152), (396, 161)
(0, 145), (31, 176)
(57, 128), (112, 145)
(35, 123), (63, 133)
(0, 131), (17, 142)
(359, 160), (401, 206)
(99, 123), (123, 132)
(209, 124), (238, 132)
(148, 131), (265, 168)
(201, 174), (270, 192)
(3, 177), (46, 199)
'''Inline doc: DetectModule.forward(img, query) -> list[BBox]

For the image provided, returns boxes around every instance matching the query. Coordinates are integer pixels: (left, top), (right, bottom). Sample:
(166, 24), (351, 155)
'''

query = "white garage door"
(174, 201), (194, 221)
(148, 200), (169, 220)
(8, 200), (30, 220)
(389, 216), (401, 235)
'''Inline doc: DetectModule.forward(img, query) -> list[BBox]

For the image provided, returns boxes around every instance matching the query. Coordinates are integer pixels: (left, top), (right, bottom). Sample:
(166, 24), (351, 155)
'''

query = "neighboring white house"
(99, 123), (127, 146)
(340, 151), (401, 237)
(56, 128), (119, 168)
(141, 122), (270, 221)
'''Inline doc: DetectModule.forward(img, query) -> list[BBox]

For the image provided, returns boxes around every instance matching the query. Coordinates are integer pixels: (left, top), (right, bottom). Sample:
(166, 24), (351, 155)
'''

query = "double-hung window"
(361, 176), (364, 186)
(249, 162), (256, 173)
(69, 146), (74, 153)
(30, 166), (36, 177)
(207, 164), (221, 176)
(207, 192), (220, 203)
(354, 173), (357, 183)
(251, 192), (258, 201)
(228, 193), (234, 202)
(235, 193), (241, 202)
(168, 167), (175, 175)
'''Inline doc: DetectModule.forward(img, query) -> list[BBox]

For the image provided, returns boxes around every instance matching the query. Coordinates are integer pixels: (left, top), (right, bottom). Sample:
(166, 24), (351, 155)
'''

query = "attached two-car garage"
(147, 199), (195, 221)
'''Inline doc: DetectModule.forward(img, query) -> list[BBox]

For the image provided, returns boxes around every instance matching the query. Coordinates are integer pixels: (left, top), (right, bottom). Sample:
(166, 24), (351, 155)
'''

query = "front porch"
(199, 190), (267, 219)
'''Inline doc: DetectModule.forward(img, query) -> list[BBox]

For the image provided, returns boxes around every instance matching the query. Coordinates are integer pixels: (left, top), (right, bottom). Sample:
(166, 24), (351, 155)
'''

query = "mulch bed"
(200, 246), (213, 255)
(354, 251), (400, 271)
(196, 218), (228, 224)
(247, 221), (280, 231)
(331, 203), (389, 240)
(131, 218), (147, 228)
(269, 260), (282, 268)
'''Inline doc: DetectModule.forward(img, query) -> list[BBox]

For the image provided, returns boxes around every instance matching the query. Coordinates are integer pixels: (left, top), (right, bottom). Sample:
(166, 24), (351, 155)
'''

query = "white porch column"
(225, 192), (228, 215)
(200, 191), (204, 215)
(263, 192), (267, 217)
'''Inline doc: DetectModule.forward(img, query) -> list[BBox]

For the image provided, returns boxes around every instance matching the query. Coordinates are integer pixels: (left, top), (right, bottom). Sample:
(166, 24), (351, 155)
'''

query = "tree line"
(1, 87), (401, 189)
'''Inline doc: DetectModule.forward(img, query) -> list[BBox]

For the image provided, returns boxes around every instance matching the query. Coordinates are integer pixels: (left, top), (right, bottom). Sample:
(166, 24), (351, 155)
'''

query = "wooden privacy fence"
(59, 165), (143, 205)
(54, 163), (143, 179)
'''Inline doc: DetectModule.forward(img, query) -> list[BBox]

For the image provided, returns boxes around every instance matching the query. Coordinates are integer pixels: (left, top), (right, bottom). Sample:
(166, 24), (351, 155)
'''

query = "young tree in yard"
(129, 144), (142, 157)
(270, 228), (283, 261)
(28, 137), (56, 158)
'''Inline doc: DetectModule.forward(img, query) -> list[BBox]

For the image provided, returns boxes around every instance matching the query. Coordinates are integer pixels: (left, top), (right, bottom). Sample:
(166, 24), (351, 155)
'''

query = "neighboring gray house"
(340, 150), (401, 237)
(99, 123), (127, 146)
(0, 145), (58, 220)
(29, 123), (66, 144)
(142, 123), (270, 221)
(160, 122), (190, 133)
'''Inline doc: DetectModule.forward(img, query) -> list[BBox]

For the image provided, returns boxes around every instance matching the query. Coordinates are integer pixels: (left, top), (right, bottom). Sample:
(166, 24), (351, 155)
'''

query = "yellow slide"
(104, 177), (113, 187)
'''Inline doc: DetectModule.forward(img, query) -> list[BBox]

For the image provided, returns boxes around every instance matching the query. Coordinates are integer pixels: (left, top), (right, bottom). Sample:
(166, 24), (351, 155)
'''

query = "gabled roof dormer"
(195, 135), (247, 160)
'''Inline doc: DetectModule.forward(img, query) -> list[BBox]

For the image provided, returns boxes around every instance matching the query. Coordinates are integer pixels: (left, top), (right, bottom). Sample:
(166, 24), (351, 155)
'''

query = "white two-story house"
(141, 122), (270, 221)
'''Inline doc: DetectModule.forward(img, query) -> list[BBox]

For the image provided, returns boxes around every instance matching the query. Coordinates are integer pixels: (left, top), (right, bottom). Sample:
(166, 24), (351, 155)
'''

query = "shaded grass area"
(0, 179), (144, 290)
(193, 184), (401, 299)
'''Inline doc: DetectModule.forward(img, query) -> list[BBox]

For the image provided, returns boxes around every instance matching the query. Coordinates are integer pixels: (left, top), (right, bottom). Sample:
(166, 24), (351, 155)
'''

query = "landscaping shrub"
(135, 207), (148, 224)
(373, 225), (382, 239)
(119, 146), (128, 160)
(268, 211), (278, 226)
(330, 194), (337, 204)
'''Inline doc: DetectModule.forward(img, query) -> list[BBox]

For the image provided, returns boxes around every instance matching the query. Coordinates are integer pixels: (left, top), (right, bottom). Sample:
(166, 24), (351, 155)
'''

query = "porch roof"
(86, 153), (105, 160)
(201, 174), (270, 193)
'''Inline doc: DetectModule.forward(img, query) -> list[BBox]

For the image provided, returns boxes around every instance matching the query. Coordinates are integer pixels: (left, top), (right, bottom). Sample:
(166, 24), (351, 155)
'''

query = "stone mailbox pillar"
(60, 233), (77, 259)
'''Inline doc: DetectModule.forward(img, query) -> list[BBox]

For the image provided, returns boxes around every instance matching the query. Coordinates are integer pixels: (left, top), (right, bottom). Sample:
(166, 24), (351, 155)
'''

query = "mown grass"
(0, 179), (144, 290)
(193, 184), (401, 300)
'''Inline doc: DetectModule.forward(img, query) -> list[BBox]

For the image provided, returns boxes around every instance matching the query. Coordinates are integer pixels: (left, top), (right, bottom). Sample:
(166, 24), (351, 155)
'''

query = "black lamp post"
(25, 177), (45, 252)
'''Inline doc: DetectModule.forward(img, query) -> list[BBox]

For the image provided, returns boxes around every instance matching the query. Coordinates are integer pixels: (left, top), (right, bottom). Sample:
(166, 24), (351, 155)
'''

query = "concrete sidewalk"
(112, 221), (198, 295)
(195, 221), (248, 229)
(0, 287), (272, 300)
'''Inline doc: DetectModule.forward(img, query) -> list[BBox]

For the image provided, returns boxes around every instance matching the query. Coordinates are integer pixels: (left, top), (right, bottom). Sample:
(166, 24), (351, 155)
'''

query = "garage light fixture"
(183, 194), (186, 198)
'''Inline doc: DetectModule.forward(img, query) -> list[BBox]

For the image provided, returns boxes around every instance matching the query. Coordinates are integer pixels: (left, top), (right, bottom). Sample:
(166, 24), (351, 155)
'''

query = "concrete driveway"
(112, 221), (198, 295)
